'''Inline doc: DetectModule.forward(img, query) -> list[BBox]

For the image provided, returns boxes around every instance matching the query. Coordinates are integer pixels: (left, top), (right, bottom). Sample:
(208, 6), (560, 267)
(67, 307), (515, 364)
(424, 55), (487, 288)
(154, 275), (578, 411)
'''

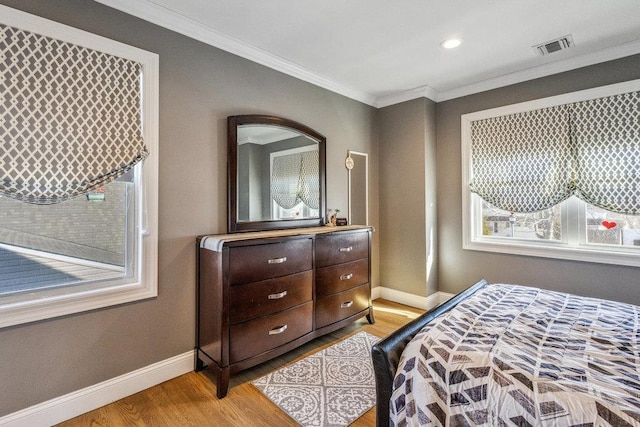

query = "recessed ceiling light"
(441, 38), (463, 49)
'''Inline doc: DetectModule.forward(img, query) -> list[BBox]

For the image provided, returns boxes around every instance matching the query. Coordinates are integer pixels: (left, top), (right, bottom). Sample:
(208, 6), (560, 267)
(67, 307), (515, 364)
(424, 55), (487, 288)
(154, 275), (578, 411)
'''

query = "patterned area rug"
(253, 331), (380, 426)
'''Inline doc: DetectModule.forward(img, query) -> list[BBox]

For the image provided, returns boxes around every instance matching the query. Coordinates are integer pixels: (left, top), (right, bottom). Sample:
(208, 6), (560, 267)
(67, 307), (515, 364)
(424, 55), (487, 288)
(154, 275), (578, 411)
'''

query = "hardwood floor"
(57, 299), (424, 426)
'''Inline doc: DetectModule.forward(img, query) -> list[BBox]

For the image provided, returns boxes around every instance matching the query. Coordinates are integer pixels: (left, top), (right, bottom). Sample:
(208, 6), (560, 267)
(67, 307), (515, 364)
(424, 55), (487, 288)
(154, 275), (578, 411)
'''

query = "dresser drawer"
(315, 284), (370, 329)
(229, 270), (313, 324)
(230, 302), (313, 363)
(315, 258), (368, 298)
(229, 238), (312, 285)
(315, 232), (368, 268)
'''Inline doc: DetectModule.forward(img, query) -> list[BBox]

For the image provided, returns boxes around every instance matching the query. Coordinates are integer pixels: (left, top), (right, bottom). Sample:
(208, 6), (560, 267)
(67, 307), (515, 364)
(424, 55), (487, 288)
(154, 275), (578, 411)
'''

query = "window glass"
(480, 198), (562, 241)
(585, 203), (640, 247)
(0, 175), (135, 296)
(272, 200), (319, 221)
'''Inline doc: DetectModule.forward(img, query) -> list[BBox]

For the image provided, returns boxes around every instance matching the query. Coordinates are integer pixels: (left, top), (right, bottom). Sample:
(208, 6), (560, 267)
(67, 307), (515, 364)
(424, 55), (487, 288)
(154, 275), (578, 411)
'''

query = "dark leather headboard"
(370, 279), (489, 426)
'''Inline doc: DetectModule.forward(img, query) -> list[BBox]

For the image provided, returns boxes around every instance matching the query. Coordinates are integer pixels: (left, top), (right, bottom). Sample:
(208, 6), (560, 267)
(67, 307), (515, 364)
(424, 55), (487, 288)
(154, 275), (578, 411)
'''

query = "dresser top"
(199, 225), (372, 252)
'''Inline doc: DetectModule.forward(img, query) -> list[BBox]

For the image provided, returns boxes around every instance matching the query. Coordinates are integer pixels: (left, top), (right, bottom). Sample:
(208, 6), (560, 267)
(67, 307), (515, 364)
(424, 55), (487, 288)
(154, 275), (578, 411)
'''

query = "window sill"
(464, 238), (640, 268)
(0, 266), (157, 329)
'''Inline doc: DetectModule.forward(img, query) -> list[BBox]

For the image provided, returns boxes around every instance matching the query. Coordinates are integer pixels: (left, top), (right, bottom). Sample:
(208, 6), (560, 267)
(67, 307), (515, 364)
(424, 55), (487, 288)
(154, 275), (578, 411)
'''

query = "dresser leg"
(366, 306), (375, 324)
(195, 356), (205, 372)
(217, 367), (230, 399)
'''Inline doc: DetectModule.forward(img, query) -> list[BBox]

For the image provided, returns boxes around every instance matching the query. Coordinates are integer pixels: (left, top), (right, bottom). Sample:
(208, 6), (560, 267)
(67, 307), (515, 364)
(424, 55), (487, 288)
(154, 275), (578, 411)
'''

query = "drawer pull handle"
(340, 273), (353, 281)
(269, 325), (288, 335)
(339, 246), (353, 252)
(268, 290), (288, 300)
(341, 301), (354, 308)
(268, 257), (287, 264)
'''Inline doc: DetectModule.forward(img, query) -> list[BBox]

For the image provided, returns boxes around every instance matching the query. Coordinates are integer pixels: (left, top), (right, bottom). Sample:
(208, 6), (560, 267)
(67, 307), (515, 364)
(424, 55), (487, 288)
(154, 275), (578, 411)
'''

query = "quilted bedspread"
(390, 284), (640, 426)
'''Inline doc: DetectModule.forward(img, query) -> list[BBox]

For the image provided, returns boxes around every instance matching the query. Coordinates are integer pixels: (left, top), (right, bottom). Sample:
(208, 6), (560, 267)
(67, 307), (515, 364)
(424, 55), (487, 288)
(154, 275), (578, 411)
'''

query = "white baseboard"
(372, 286), (454, 310)
(439, 291), (455, 303)
(1, 288), (454, 427)
(0, 351), (194, 427)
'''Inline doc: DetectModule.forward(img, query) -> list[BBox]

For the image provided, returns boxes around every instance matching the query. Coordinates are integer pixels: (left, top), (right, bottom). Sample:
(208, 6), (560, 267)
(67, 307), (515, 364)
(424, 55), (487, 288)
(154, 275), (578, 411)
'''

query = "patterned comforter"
(390, 284), (640, 426)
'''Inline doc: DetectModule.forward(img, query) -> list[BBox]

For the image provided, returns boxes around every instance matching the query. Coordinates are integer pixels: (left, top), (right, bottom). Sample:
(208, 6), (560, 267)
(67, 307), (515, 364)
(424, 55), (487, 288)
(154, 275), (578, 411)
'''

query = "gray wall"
(378, 98), (438, 297)
(0, 0), (378, 416)
(237, 143), (262, 221)
(436, 54), (640, 304)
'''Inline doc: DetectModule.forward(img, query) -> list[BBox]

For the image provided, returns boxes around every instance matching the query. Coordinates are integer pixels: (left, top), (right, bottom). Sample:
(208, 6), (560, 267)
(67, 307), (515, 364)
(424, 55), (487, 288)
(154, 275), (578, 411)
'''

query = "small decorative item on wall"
(345, 154), (354, 170)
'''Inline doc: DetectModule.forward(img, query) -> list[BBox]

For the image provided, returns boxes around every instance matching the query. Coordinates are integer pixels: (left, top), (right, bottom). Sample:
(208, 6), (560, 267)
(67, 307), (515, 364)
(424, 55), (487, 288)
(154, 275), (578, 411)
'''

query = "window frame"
(461, 79), (640, 267)
(0, 5), (159, 328)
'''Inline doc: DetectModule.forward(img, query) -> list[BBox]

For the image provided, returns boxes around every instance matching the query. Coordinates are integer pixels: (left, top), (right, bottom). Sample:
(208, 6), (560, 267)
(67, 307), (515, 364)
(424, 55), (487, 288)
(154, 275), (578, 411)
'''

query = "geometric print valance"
(0, 23), (148, 204)
(271, 149), (319, 210)
(470, 90), (640, 214)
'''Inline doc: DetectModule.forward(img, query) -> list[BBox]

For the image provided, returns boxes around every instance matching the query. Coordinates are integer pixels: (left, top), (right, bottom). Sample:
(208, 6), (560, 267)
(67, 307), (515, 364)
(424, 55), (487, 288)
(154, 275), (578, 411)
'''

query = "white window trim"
(0, 5), (159, 328)
(461, 78), (640, 268)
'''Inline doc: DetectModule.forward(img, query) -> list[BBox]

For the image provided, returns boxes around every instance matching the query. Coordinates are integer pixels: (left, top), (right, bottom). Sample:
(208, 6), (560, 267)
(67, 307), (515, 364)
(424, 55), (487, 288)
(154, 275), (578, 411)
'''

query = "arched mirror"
(228, 115), (326, 233)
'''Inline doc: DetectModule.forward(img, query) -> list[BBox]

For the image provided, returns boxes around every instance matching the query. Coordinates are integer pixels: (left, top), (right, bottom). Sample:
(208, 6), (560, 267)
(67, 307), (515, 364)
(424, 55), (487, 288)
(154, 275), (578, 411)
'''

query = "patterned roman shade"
(572, 91), (640, 214)
(470, 91), (640, 214)
(271, 149), (319, 210)
(470, 106), (574, 212)
(0, 24), (148, 204)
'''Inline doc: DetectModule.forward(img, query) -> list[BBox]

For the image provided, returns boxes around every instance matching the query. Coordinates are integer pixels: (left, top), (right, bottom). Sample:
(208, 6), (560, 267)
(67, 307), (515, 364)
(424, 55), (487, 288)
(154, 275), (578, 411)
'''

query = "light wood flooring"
(57, 299), (424, 426)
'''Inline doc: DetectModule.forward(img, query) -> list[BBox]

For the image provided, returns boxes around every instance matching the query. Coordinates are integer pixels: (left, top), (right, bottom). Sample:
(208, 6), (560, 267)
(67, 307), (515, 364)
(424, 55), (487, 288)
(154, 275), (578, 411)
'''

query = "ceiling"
(97, 0), (640, 107)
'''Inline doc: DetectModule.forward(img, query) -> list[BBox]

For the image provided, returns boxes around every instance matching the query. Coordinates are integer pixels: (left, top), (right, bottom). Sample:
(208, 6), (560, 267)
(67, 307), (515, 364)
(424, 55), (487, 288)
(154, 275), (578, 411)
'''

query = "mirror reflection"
(228, 115), (326, 233)
(237, 125), (320, 222)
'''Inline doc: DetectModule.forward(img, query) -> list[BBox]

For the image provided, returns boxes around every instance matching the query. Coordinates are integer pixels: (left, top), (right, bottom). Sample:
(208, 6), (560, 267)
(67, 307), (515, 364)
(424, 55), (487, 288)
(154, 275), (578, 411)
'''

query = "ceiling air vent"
(533, 34), (574, 56)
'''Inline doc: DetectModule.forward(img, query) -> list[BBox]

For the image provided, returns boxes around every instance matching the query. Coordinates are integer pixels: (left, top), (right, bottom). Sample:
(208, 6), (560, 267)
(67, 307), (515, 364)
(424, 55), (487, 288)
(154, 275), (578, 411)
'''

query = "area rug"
(253, 331), (380, 426)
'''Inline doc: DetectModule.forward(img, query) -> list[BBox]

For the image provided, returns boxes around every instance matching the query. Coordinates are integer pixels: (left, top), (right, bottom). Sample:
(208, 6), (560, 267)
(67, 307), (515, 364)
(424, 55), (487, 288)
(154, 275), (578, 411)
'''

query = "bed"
(371, 280), (640, 426)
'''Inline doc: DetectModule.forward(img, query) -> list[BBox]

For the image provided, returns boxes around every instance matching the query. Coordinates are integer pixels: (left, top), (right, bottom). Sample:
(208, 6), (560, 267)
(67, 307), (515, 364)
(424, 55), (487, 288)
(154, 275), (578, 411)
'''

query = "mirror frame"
(228, 114), (327, 233)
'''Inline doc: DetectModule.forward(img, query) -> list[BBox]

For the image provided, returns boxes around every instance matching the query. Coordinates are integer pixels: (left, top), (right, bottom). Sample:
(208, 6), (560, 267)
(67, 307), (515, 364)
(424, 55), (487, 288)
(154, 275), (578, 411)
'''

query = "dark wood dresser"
(195, 225), (374, 398)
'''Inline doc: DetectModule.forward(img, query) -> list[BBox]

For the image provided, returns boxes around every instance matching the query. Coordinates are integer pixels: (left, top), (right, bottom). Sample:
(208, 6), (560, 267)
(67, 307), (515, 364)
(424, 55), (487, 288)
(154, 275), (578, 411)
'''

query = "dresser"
(196, 225), (373, 398)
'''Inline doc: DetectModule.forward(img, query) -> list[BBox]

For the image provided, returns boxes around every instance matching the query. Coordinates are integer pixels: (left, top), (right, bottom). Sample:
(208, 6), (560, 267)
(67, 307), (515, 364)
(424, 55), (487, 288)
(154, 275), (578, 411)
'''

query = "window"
(0, 6), (159, 328)
(270, 145), (320, 220)
(462, 79), (640, 267)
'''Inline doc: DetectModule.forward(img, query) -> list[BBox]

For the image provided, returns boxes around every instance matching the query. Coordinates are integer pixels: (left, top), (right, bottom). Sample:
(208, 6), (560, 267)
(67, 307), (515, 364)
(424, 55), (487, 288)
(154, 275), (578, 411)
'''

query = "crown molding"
(94, 0), (377, 107)
(375, 85), (439, 108)
(96, 1), (640, 109)
(393, 38), (640, 104)
(437, 38), (640, 102)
